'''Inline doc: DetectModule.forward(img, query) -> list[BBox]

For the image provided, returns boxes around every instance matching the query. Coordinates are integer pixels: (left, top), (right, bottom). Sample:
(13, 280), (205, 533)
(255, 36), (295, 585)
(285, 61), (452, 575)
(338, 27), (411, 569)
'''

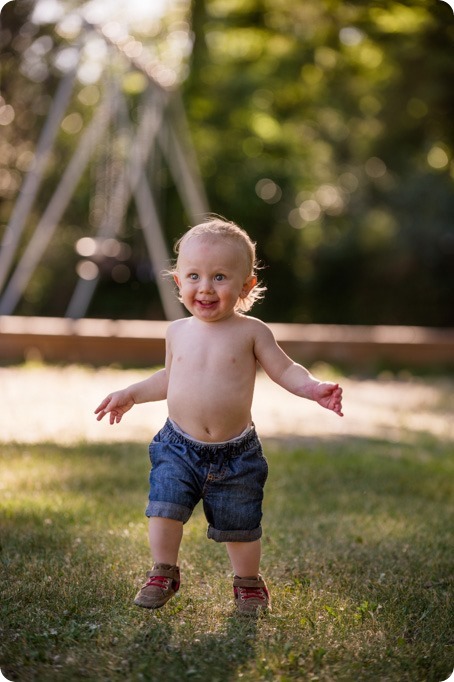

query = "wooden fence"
(1, 315), (453, 370)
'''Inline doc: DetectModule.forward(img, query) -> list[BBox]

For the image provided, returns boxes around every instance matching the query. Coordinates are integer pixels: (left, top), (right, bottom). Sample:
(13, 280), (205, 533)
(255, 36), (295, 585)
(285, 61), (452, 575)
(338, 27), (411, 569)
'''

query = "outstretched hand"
(94, 390), (134, 425)
(312, 382), (344, 417)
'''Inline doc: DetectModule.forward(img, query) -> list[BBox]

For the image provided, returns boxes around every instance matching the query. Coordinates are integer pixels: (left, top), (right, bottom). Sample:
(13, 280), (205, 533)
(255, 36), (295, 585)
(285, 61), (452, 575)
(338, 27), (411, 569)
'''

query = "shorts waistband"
(170, 419), (253, 445)
(159, 418), (259, 458)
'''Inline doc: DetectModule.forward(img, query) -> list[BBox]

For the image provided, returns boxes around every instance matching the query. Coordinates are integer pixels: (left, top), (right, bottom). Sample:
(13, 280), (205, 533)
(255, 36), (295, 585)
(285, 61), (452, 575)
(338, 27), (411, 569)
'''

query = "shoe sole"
(133, 592), (176, 609)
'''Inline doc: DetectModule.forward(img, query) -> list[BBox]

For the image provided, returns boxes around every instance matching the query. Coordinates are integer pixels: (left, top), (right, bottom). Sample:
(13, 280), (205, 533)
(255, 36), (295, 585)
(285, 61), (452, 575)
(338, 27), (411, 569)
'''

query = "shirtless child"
(95, 217), (343, 614)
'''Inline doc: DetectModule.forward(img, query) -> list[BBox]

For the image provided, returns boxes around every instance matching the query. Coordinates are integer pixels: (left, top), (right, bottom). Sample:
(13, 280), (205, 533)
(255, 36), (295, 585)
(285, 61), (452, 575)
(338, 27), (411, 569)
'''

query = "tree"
(184, 0), (454, 325)
(1, 0), (453, 325)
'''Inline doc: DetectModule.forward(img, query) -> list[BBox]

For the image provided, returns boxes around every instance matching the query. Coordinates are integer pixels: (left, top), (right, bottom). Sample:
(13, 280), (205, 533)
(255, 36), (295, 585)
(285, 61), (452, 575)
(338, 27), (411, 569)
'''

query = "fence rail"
(1, 315), (453, 369)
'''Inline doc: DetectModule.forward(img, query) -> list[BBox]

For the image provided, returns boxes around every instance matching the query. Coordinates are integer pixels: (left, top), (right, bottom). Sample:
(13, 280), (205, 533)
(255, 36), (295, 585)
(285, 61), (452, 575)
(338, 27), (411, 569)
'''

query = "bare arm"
(94, 368), (168, 425)
(253, 321), (343, 417)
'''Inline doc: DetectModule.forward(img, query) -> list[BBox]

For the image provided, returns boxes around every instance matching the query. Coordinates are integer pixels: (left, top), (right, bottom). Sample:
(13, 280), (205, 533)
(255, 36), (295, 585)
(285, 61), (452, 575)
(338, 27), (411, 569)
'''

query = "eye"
(188, 273), (199, 280)
(214, 274), (225, 281)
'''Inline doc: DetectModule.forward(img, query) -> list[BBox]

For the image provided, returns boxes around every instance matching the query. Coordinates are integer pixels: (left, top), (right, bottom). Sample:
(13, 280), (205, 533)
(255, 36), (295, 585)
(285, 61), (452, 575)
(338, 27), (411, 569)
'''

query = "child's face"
(174, 235), (257, 323)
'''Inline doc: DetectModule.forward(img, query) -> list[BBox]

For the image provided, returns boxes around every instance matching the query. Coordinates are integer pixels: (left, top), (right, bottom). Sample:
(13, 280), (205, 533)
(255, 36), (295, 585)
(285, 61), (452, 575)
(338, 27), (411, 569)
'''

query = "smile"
(196, 299), (217, 307)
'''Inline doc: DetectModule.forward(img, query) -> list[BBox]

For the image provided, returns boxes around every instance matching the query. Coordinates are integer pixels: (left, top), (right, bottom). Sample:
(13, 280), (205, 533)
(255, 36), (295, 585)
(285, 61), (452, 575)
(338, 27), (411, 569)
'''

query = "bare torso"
(166, 315), (258, 442)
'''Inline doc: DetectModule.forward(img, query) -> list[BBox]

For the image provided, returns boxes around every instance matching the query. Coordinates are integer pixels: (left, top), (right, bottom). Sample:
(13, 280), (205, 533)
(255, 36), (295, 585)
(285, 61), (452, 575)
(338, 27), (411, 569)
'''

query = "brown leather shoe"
(134, 563), (180, 609)
(233, 575), (271, 614)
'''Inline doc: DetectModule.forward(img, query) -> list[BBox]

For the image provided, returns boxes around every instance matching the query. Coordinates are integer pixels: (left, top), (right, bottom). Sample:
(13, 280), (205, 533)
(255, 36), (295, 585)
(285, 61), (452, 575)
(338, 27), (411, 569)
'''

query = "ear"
(240, 275), (257, 298)
(173, 274), (181, 289)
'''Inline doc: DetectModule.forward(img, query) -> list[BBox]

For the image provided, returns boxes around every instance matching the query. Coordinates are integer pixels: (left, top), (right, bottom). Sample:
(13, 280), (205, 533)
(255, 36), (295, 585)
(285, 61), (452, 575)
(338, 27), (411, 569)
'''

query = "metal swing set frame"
(0, 19), (209, 321)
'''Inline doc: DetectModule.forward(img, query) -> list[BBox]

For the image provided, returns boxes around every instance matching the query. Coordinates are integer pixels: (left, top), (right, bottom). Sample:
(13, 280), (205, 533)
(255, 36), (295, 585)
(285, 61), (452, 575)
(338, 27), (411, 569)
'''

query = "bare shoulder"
(166, 317), (191, 340)
(238, 316), (277, 354)
(241, 315), (275, 339)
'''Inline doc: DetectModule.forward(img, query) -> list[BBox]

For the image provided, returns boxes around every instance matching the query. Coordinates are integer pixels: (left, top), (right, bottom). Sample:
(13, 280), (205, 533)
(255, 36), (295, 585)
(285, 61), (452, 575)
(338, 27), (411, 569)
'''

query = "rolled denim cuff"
(145, 500), (192, 523)
(207, 524), (262, 543)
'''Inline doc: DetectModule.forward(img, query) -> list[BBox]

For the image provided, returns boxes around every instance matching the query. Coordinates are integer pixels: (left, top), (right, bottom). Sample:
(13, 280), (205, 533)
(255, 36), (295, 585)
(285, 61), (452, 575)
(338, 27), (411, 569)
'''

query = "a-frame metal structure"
(0, 20), (209, 320)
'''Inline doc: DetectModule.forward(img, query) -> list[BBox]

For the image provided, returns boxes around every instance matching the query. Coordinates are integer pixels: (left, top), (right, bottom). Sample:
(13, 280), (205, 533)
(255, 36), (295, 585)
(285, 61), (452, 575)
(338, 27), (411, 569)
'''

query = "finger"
(94, 397), (110, 414)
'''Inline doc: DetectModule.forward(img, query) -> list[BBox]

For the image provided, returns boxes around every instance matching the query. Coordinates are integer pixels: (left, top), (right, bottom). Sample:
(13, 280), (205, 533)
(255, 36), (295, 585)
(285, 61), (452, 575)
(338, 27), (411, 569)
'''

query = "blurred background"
(0, 0), (453, 326)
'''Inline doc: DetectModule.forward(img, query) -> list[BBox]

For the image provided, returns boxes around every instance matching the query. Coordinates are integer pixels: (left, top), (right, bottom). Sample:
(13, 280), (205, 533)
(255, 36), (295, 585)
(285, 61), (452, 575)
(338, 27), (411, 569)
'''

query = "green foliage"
(0, 0), (453, 323)
(185, 0), (454, 325)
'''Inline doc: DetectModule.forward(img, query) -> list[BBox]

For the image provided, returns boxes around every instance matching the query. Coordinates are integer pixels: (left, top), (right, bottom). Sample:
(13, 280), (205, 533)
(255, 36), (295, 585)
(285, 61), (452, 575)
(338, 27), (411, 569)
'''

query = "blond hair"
(170, 217), (266, 312)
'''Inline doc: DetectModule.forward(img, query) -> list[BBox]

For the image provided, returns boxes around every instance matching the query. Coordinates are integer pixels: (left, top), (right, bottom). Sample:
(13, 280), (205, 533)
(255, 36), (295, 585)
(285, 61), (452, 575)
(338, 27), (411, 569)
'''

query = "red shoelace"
(145, 575), (180, 593)
(237, 586), (268, 602)
(145, 575), (171, 589)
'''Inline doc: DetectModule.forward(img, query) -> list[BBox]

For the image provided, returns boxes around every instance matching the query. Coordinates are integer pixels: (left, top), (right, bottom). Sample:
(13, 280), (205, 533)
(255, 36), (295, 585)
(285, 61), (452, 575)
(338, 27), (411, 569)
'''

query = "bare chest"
(170, 327), (256, 378)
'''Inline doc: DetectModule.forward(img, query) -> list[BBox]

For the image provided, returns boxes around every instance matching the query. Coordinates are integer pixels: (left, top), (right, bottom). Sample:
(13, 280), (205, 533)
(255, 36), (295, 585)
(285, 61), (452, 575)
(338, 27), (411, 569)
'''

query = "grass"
(1, 434), (453, 682)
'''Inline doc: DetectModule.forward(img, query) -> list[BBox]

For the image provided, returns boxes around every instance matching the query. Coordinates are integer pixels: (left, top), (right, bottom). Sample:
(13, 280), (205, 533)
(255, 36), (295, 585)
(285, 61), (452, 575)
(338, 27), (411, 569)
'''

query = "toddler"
(95, 217), (343, 614)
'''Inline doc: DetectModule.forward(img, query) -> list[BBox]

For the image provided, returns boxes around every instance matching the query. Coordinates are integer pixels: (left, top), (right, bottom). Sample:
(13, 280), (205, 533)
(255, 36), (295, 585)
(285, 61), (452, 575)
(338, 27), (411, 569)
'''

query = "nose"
(198, 277), (214, 293)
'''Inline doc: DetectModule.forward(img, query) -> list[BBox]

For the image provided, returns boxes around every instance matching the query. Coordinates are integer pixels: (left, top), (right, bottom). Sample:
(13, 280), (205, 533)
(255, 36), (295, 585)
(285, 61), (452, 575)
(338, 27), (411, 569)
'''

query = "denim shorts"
(145, 419), (268, 542)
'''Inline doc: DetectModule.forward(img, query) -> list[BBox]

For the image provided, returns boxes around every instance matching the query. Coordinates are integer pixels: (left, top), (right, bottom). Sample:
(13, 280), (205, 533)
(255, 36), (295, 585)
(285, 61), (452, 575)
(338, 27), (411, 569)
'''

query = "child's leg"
(135, 517), (182, 609)
(226, 539), (261, 577)
(227, 539), (270, 613)
(148, 517), (183, 565)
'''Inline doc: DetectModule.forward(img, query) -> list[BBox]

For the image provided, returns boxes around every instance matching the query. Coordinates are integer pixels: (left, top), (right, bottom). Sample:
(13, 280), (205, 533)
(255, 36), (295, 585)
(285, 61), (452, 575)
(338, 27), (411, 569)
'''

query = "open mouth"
(196, 299), (217, 308)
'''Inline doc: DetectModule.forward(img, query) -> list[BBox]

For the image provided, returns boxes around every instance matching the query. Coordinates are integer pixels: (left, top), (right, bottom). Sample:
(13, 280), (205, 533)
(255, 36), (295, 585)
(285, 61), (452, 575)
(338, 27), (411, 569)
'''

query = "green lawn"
(1, 435), (452, 681)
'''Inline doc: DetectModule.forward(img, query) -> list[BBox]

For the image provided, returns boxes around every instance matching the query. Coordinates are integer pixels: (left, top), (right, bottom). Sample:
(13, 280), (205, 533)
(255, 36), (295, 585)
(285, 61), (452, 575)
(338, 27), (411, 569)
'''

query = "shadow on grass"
(1, 435), (453, 681)
(0, 441), (262, 681)
(124, 611), (260, 682)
